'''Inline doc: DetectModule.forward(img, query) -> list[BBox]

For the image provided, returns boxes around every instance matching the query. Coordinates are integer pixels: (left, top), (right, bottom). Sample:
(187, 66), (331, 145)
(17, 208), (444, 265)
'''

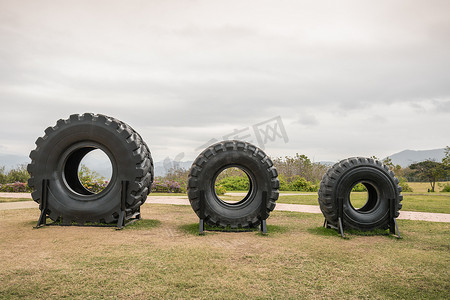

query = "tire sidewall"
(197, 150), (273, 225)
(33, 121), (137, 220)
(335, 164), (398, 229)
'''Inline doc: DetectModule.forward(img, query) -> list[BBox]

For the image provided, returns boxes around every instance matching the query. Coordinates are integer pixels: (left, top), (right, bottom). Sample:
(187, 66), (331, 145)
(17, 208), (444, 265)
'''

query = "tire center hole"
(349, 181), (378, 212)
(63, 147), (112, 195)
(214, 167), (252, 204)
(78, 149), (112, 194)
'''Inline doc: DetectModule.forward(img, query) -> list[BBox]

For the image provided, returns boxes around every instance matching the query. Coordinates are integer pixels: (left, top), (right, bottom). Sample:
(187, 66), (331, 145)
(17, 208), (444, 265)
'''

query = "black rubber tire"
(187, 140), (279, 228)
(27, 113), (154, 224)
(318, 157), (402, 231)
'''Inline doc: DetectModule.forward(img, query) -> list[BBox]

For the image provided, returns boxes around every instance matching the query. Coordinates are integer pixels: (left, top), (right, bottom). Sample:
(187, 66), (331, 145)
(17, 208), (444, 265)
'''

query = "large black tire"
(27, 113), (154, 224)
(187, 140), (279, 228)
(318, 157), (402, 231)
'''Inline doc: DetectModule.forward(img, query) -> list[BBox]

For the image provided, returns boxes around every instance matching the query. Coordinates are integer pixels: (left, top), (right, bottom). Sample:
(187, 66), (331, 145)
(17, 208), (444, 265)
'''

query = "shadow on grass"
(124, 219), (161, 230)
(308, 226), (397, 239)
(25, 220), (38, 227)
(308, 227), (341, 237)
(27, 218), (161, 230)
(179, 223), (288, 236)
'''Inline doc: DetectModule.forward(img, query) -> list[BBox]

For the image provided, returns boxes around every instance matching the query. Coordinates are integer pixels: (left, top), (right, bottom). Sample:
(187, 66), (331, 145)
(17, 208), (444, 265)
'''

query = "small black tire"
(318, 157), (403, 231)
(27, 113), (154, 224)
(187, 140), (279, 228)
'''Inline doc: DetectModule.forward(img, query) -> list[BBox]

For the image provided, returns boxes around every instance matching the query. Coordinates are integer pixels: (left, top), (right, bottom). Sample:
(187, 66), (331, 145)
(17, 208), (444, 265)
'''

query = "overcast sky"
(1, 0), (449, 164)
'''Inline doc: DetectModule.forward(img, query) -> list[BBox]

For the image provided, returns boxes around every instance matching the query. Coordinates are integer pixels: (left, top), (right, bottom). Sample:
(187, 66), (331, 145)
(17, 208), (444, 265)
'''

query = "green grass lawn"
(0, 197), (32, 203)
(0, 205), (448, 299)
(274, 193), (450, 214)
(3, 189), (450, 214)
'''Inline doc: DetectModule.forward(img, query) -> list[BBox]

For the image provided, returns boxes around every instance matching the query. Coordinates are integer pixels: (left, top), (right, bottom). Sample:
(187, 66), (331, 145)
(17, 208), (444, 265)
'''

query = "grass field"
(221, 192), (450, 214)
(0, 204), (448, 299)
(0, 198), (31, 203)
(275, 193), (450, 214)
(408, 181), (450, 193)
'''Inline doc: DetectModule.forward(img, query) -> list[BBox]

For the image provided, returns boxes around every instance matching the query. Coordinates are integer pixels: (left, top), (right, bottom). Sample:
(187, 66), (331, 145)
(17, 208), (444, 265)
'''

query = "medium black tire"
(318, 157), (402, 231)
(187, 140), (279, 228)
(27, 113), (154, 224)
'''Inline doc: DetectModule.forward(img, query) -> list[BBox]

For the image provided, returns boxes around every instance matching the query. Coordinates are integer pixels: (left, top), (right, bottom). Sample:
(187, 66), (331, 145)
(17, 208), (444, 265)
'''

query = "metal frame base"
(323, 197), (401, 239)
(35, 180), (141, 230)
(198, 190), (269, 235)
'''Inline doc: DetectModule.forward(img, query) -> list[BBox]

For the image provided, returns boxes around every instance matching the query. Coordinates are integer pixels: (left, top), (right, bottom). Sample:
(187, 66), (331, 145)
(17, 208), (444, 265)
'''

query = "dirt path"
(225, 192), (312, 197)
(0, 192), (31, 198)
(1, 193), (449, 223)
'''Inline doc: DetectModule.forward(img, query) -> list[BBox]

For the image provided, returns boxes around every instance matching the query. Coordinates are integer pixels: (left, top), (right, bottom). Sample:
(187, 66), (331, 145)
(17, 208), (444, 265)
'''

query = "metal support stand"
(389, 198), (401, 238)
(323, 197), (401, 239)
(259, 191), (268, 234)
(116, 181), (141, 230)
(337, 196), (345, 238)
(198, 190), (206, 235)
(35, 180), (140, 229)
(322, 197), (346, 238)
(35, 179), (49, 228)
(198, 190), (269, 234)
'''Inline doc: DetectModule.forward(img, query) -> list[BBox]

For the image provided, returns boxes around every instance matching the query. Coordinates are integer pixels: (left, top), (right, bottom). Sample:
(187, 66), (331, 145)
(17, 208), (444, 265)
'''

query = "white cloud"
(1, 0), (449, 162)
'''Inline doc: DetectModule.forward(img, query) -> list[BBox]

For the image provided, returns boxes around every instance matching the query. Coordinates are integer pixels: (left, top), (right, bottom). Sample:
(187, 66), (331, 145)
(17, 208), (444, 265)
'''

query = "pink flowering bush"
(151, 180), (185, 193)
(82, 180), (109, 194)
(0, 182), (33, 193)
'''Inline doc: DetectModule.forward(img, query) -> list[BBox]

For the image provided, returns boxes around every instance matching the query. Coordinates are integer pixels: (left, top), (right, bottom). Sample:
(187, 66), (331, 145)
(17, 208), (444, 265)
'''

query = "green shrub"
(0, 166), (7, 184)
(288, 176), (318, 192)
(78, 165), (108, 193)
(352, 183), (367, 192)
(217, 176), (250, 191)
(278, 175), (290, 191)
(441, 184), (450, 192)
(0, 165), (30, 184)
(215, 185), (227, 195)
(7, 165), (30, 183)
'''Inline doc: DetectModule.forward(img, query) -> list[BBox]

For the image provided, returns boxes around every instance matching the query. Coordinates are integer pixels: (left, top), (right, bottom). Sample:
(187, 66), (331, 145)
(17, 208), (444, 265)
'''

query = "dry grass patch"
(408, 181), (450, 193)
(0, 204), (449, 299)
(0, 198), (32, 203)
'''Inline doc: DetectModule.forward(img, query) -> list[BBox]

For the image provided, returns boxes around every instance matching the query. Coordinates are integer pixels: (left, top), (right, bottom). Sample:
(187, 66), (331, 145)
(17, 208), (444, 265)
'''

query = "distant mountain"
(386, 148), (446, 168)
(0, 154), (30, 170)
(318, 161), (336, 166)
(154, 160), (193, 177)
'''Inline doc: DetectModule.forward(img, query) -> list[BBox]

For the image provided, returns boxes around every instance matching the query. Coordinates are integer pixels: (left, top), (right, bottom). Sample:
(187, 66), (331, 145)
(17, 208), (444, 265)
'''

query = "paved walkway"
(225, 192), (312, 197)
(1, 193), (449, 223)
(0, 192), (32, 198)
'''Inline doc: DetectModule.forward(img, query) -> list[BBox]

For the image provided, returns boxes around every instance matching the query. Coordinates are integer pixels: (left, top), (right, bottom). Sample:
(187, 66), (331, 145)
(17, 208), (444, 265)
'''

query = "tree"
(0, 166), (7, 184)
(443, 146), (450, 166)
(382, 157), (401, 173)
(409, 160), (449, 192)
(382, 157), (393, 168)
(7, 164), (30, 183)
(272, 153), (327, 183)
